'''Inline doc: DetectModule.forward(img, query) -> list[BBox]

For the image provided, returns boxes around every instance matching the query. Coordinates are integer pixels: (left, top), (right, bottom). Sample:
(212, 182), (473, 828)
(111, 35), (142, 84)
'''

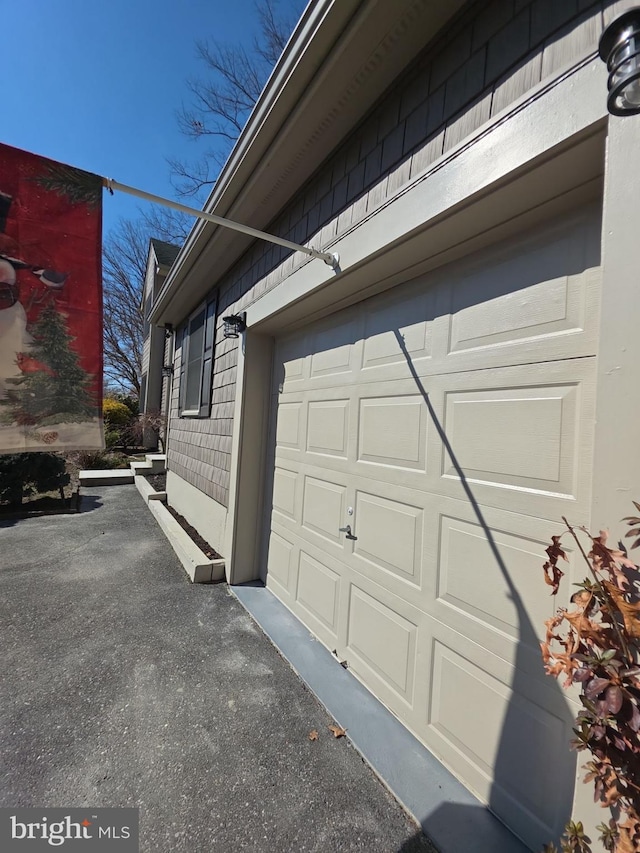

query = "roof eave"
(150, 0), (466, 326)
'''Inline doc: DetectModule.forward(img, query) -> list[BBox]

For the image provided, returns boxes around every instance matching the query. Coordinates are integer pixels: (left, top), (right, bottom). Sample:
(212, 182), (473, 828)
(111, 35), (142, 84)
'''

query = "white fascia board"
(247, 57), (609, 332)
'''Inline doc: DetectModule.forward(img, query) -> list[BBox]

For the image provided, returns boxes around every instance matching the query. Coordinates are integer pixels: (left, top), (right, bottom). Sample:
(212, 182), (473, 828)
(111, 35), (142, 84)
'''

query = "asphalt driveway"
(0, 486), (434, 852)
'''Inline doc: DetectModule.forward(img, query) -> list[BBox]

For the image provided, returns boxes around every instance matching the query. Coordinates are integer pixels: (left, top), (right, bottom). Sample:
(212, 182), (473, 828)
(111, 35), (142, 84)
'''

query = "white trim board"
(248, 59), (607, 334)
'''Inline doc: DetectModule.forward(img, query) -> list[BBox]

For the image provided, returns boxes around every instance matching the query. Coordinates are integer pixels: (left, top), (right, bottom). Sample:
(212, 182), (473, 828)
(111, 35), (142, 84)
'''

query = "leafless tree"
(102, 2), (304, 393)
(171, 0), (304, 198)
(102, 219), (150, 395)
(141, 205), (193, 246)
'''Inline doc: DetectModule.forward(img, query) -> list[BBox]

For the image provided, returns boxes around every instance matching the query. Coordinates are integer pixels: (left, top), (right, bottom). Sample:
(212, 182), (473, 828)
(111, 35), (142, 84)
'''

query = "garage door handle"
(339, 525), (357, 540)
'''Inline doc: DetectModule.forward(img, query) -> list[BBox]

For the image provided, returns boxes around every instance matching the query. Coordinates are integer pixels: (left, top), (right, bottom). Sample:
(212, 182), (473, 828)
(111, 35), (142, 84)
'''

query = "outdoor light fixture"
(599, 7), (640, 115)
(162, 365), (173, 377)
(222, 312), (246, 338)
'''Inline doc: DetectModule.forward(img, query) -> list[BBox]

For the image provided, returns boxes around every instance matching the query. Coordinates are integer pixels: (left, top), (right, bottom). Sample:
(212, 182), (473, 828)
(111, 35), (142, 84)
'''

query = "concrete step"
(130, 453), (166, 477)
(145, 453), (167, 473)
(130, 461), (153, 476)
(79, 469), (134, 487)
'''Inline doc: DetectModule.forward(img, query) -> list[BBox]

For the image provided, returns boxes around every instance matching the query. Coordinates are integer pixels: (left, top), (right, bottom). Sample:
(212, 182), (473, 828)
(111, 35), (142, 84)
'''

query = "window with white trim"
(178, 293), (217, 418)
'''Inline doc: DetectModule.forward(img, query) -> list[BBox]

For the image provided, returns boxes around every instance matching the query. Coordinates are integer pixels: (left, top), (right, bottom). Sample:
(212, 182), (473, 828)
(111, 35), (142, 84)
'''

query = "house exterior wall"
(157, 0), (640, 843)
(167, 0), (611, 531)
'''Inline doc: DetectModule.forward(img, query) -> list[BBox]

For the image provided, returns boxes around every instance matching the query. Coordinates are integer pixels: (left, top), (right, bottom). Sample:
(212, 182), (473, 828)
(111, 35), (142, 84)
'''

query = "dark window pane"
(184, 309), (205, 410)
(185, 357), (202, 410)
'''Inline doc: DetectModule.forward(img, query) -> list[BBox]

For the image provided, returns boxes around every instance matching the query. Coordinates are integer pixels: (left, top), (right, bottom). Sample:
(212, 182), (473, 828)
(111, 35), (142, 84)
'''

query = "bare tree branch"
(102, 218), (152, 396)
(140, 205), (193, 245)
(102, 1), (304, 385)
(254, 0), (299, 64)
(170, 0), (304, 198)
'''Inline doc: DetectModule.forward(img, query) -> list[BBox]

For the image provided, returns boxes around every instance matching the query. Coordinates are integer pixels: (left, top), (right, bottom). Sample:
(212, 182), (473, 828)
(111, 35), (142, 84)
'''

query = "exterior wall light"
(599, 7), (640, 115)
(222, 312), (247, 338)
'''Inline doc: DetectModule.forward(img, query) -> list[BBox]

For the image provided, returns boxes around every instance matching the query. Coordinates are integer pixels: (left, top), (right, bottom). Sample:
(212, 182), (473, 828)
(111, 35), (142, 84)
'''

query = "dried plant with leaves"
(540, 505), (640, 853)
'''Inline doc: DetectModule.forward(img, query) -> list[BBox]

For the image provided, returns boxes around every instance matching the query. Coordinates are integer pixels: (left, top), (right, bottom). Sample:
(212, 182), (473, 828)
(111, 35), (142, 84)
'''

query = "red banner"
(0, 143), (103, 452)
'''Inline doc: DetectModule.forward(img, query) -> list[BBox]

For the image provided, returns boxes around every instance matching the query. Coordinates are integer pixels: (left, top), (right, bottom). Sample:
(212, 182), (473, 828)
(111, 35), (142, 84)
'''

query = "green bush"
(103, 398), (133, 427)
(117, 394), (139, 418)
(104, 429), (120, 449)
(0, 453), (70, 507)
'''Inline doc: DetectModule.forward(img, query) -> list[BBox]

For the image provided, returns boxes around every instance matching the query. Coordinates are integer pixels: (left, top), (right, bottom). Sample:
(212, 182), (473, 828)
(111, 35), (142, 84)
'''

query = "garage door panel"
(357, 395), (427, 470)
(272, 467), (299, 520)
(279, 345), (307, 383)
(301, 475), (348, 545)
(306, 398), (350, 458)
(352, 490), (424, 586)
(428, 637), (573, 848)
(266, 531), (296, 598)
(432, 359), (595, 520)
(275, 401), (304, 450)
(442, 384), (577, 493)
(448, 223), (594, 351)
(434, 513), (569, 649)
(343, 577), (426, 718)
(347, 583), (418, 702)
(361, 285), (438, 369)
(295, 550), (342, 643)
(309, 319), (361, 378)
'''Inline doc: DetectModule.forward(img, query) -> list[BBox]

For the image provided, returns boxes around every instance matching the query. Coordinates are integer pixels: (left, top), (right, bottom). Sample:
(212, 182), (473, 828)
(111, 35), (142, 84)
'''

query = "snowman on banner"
(0, 191), (68, 397)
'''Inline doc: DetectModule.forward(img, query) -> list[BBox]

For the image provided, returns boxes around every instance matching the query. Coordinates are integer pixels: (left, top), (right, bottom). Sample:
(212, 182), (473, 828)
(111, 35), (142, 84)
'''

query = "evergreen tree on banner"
(0, 302), (96, 426)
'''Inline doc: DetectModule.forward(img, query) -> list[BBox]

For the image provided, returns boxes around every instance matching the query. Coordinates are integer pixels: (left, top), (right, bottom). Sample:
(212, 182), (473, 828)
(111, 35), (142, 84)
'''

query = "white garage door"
(264, 206), (601, 850)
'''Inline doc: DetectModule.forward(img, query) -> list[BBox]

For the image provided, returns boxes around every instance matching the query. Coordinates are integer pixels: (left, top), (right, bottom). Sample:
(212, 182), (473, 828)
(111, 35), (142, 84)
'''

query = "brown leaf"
(618, 819), (640, 853)
(604, 582), (640, 638)
(602, 779), (624, 807)
(564, 609), (612, 647)
(308, 730), (318, 741)
(543, 536), (568, 595)
(328, 724), (347, 739)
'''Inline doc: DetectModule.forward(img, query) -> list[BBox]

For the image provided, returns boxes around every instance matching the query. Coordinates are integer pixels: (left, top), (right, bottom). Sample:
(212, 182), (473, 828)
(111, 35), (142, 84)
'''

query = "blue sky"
(4, 0), (280, 237)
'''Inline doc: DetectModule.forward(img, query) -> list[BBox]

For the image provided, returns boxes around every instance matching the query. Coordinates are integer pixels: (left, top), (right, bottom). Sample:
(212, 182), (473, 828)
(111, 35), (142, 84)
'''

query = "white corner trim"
(224, 334), (248, 567)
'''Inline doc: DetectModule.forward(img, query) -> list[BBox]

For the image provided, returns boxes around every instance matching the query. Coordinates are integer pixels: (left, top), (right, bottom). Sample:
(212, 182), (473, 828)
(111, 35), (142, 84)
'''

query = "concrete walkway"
(0, 486), (434, 852)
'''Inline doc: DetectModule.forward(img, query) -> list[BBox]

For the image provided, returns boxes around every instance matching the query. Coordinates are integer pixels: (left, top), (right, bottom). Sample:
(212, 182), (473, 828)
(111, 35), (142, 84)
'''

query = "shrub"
(0, 453), (70, 507)
(104, 429), (120, 450)
(124, 411), (165, 451)
(541, 507), (640, 853)
(117, 394), (139, 418)
(74, 450), (128, 470)
(103, 398), (133, 427)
